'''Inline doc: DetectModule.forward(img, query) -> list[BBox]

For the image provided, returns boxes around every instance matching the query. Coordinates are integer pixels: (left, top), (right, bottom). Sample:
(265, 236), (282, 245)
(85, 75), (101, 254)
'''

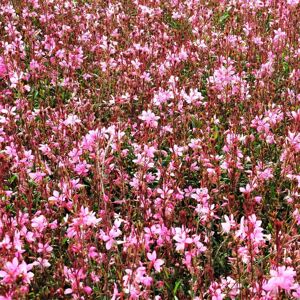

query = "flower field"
(0, 0), (299, 299)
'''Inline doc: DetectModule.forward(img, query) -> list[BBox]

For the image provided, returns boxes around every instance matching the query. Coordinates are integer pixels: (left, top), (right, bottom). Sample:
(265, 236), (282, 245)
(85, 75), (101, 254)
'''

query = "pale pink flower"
(36, 258), (51, 268)
(48, 190), (65, 205)
(147, 251), (164, 272)
(63, 114), (81, 126)
(173, 227), (193, 251)
(263, 266), (296, 293)
(221, 215), (235, 233)
(287, 0), (299, 5)
(138, 110), (160, 128)
(31, 215), (48, 232)
(28, 171), (46, 183)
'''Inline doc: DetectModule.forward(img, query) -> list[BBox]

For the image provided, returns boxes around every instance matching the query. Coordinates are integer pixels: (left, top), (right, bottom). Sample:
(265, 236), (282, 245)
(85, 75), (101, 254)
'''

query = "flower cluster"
(0, 0), (299, 298)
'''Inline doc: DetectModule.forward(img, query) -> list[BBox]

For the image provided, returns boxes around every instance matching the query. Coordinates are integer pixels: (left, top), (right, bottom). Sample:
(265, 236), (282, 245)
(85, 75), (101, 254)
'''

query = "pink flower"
(247, 214), (266, 244)
(78, 206), (101, 226)
(0, 235), (12, 250)
(258, 167), (273, 180)
(0, 292), (13, 300)
(74, 160), (91, 176)
(287, 0), (299, 6)
(37, 242), (53, 254)
(209, 282), (225, 300)
(64, 288), (73, 295)
(191, 188), (210, 203)
(286, 131), (300, 152)
(292, 283), (300, 298)
(138, 110), (160, 128)
(293, 209), (300, 225)
(221, 215), (235, 233)
(48, 190), (65, 205)
(63, 114), (81, 126)
(239, 183), (255, 195)
(0, 258), (20, 284)
(31, 215), (48, 232)
(273, 28), (286, 43)
(173, 227), (193, 251)
(181, 88), (203, 104)
(147, 251), (164, 272)
(36, 258), (51, 268)
(99, 219), (122, 250)
(0, 258), (34, 284)
(153, 88), (173, 105)
(111, 283), (121, 300)
(263, 266), (296, 294)
(88, 246), (99, 259)
(0, 57), (7, 78)
(136, 266), (153, 286)
(28, 171), (46, 183)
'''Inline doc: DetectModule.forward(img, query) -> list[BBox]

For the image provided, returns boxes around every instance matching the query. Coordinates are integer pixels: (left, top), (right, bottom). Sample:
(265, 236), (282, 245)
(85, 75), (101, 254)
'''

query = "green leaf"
(62, 237), (69, 245)
(173, 280), (182, 296)
(8, 173), (18, 184)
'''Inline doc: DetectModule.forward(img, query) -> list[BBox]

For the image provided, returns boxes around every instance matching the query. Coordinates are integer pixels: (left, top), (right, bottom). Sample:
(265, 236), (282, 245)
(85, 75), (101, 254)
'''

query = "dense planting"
(0, 0), (300, 299)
